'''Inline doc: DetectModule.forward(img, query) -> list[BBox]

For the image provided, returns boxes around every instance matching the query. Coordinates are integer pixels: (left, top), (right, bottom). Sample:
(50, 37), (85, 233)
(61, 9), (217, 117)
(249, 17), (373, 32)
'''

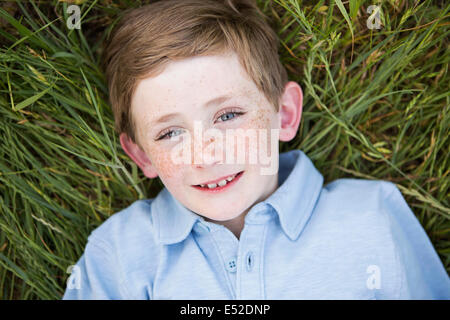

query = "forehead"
(130, 51), (261, 119)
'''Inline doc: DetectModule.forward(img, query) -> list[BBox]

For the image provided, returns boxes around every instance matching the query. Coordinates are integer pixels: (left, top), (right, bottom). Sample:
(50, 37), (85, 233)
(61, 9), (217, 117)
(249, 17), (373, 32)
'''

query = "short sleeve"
(62, 237), (132, 300)
(383, 183), (450, 299)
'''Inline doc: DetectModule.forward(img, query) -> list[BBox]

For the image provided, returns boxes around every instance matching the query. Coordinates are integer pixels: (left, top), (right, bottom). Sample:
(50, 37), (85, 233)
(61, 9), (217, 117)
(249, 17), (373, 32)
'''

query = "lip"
(192, 171), (244, 193)
(194, 171), (243, 186)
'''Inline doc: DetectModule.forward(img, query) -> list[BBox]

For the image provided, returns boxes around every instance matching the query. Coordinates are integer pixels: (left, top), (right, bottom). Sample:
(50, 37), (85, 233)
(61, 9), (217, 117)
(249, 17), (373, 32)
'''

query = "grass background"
(0, 0), (448, 299)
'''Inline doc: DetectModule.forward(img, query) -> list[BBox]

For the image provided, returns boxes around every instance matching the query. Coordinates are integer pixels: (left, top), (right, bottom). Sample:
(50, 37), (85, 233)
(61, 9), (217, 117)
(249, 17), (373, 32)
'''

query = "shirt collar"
(151, 187), (201, 245)
(151, 149), (323, 245)
(261, 149), (324, 241)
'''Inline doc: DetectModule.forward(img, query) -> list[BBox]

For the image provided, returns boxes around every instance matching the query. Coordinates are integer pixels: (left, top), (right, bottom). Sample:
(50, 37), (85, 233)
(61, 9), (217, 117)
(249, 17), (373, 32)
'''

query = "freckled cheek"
(232, 113), (275, 161)
(241, 114), (272, 130)
(147, 146), (184, 181)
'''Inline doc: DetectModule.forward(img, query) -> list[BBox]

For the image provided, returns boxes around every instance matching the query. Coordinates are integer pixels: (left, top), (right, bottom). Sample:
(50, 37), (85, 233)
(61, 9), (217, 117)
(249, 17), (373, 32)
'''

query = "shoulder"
(318, 178), (402, 241)
(316, 178), (403, 264)
(321, 178), (398, 213)
(83, 198), (161, 296)
(87, 198), (156, 246)
(323, 177), (397, 197)
(65, 198), (159, 299)
(316, 179), (406, 297)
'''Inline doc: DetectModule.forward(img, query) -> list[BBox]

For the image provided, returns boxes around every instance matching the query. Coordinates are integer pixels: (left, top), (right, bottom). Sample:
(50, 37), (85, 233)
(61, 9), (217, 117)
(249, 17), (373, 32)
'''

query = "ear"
(119, 133), (159, 178)
(278, 81), (303, 142)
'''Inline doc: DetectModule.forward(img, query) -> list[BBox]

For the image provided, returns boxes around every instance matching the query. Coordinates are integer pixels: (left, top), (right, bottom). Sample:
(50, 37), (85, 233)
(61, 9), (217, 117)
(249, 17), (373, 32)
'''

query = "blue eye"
(157, 128), (183, 141)
(217, 111), (244, 122)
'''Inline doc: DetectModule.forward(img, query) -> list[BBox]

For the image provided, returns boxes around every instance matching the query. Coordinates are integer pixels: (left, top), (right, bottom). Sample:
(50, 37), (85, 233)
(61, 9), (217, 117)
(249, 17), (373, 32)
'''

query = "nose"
(192, 135), (223, 168)
(194, 159), (221, 169)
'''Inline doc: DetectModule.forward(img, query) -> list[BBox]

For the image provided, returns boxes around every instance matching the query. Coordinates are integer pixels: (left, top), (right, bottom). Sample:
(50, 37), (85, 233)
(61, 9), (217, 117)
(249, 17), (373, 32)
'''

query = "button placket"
(236, 222), (268, 300)
(208, 225), (239, 295)
(192, 221), (239, 298)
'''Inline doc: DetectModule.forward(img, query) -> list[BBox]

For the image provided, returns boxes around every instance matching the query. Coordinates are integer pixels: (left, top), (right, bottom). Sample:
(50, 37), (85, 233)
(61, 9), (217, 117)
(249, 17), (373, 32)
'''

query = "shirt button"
(225, 257), (237, 273)
(246, 251), (254, 272)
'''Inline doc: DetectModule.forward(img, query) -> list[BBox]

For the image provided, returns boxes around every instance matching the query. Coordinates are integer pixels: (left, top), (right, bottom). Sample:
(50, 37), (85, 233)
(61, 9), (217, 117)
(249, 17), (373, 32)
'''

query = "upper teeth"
(200, 173), (238, 189)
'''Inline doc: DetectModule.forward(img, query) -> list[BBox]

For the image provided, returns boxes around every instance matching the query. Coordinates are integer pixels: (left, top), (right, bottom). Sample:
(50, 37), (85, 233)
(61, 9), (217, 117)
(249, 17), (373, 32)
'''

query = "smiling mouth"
(193, 171), (244, 190)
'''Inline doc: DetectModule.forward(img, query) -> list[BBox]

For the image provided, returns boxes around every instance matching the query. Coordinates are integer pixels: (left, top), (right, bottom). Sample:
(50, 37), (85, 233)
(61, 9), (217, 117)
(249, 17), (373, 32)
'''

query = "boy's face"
(122, 50), (302, 224)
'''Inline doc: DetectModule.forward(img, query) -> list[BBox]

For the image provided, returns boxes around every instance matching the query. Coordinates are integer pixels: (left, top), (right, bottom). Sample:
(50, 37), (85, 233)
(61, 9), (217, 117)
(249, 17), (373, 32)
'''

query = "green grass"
(0, 0), (448, 299)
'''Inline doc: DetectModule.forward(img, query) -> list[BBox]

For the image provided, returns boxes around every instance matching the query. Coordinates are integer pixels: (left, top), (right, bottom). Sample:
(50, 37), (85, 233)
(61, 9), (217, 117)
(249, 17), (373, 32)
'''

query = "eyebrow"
(152, 94), (233, 125)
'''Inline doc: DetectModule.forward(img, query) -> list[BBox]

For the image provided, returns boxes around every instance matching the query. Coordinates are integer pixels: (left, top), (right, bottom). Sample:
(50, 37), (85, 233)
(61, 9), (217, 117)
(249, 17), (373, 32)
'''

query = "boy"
(63, 0), (450, 299)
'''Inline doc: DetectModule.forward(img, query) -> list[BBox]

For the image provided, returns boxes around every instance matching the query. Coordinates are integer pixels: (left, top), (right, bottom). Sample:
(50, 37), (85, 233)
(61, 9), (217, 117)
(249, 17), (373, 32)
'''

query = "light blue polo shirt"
(63, 149), (450, 299)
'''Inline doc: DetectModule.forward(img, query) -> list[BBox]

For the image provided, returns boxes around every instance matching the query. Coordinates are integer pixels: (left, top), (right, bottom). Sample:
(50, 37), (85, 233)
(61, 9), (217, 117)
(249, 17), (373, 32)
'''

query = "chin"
(207, 214), (237, 222)
(207, 207), (248, 222)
